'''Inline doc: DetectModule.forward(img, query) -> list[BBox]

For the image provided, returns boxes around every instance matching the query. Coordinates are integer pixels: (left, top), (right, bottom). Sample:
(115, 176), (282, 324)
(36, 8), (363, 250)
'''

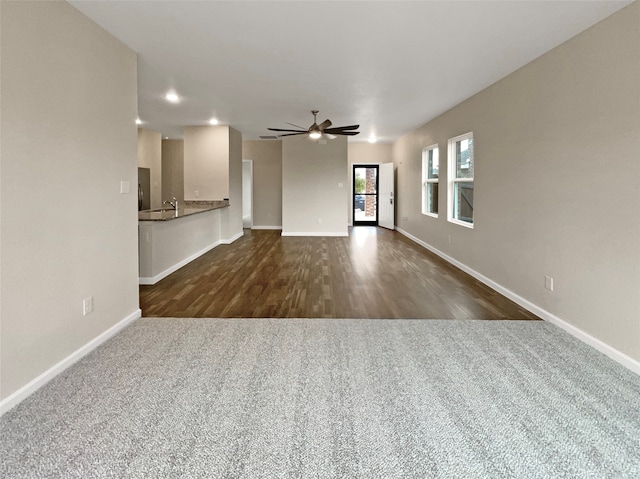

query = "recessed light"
(368, 135), (377, 143)
(209, 118), (219, 125)
(135, 118), (142, 125)
(165, 91), (180, 103)
(164, 136), (169, 139)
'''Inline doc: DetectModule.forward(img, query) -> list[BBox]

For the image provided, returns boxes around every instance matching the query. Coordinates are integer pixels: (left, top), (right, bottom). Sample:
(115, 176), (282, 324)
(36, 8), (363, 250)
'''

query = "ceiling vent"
(259, 135), (279, 140)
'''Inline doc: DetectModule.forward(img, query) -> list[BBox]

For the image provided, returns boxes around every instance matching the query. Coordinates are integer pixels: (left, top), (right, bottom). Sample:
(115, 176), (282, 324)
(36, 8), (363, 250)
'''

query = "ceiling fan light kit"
(268, 110), (360, 140)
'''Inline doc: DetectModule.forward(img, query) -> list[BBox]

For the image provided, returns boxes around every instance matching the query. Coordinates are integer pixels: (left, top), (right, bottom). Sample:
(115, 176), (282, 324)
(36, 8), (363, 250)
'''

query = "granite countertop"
(138, 200), (229, 221)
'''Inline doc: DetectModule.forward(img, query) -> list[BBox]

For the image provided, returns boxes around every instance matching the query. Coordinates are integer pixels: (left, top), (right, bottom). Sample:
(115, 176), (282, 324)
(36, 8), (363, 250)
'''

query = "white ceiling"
(69, 0), (631, 143)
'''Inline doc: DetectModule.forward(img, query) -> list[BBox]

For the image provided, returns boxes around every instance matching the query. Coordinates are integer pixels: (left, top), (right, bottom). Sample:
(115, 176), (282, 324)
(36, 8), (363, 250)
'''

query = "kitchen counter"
(138, 199), (229, 221)
(138, 199), (239, 285)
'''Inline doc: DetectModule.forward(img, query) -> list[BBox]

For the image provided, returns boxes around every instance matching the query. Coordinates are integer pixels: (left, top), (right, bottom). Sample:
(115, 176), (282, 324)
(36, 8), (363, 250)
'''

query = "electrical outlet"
(83, 296), (93, 316)
(448, 235), (452, 244)
(317, 218), (322, 224)
(402, 217), (408, 221)
(195, 190), (199, 198)
(545, 276), (554, 291)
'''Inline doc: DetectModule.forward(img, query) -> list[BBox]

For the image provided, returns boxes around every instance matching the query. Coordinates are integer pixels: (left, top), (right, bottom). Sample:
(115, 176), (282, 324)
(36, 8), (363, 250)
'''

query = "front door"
(353, 165), (378, 226)
(379, 163), (395, 230)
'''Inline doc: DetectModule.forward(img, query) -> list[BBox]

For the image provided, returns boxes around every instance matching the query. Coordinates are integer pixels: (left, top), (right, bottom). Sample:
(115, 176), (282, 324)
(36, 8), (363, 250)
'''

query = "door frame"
(242, 159), (253, 228)
(353, 164), (379, 226)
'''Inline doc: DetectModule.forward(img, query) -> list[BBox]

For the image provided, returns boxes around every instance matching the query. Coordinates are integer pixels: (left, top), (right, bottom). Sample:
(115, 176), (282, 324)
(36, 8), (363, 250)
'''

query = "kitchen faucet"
(163, 197), (178, 210)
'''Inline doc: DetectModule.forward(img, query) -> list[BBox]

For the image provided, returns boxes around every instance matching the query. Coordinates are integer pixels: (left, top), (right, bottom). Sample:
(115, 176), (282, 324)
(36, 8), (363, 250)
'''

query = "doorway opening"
(353, 165), (378, 226)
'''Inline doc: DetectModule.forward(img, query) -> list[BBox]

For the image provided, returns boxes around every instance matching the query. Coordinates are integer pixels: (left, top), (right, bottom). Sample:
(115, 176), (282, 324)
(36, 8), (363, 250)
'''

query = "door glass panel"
(354, 195), (377, 223)
(354, 167), (377, 194)
(354, 166), (378, 224)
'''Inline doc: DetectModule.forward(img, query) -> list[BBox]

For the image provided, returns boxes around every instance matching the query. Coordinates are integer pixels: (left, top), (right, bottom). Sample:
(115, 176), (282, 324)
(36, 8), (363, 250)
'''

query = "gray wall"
(282, 137), (348, 236)
(161, 139), (184, 203)
(220, 127), (244, 240)
(184, 126), (229, 201)
(242, 140), (283, 229)
(347, 143), (393, 225)
(243, 141), (392, 229)
(393, 2), (640, 362)
(1, 1), (140, 402)
(182, 125), (243, 240)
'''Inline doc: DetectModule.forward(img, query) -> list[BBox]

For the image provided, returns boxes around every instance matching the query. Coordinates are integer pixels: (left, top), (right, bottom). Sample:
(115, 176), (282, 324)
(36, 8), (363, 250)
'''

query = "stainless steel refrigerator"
(138, 167), (150, 211)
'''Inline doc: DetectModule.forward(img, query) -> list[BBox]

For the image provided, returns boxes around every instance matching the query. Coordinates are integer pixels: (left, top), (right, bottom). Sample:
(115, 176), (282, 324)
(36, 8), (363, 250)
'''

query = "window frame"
(421, 144), (439, 218)
(447, 132), (474, 228)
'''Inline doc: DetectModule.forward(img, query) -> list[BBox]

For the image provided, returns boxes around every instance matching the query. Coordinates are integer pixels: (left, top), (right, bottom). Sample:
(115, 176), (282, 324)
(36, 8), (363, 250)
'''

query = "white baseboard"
(139, 231), (243, 285)
(543, 313), (640, 375)
(282, 232), (348, 237)
(395, 227), (640, 375)
(220, 230), (244, 244)
(0, 309), (142, 416)
(139, 240), (222, 285)
(251, 225), (282, 230)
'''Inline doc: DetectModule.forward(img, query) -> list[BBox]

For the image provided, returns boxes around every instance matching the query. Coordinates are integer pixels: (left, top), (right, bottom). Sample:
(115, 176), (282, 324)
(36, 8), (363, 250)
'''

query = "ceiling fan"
(268, 110), (360, 139)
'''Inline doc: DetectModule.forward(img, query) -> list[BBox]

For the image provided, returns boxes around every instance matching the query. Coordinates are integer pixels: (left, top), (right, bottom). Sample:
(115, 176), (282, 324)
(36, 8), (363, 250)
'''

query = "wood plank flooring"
(139, 227), (540, 320)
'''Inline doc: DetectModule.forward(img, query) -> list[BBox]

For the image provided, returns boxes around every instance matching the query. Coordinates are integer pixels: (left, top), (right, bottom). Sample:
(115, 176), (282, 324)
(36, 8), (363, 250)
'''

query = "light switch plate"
(83, 296), (93, 316)
(545, 275), (554, 291)
(120, 180), (131, 194)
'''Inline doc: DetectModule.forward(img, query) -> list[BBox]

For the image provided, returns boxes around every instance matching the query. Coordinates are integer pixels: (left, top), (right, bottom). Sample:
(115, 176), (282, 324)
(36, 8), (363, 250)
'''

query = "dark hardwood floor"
(139, 227), (539, 320)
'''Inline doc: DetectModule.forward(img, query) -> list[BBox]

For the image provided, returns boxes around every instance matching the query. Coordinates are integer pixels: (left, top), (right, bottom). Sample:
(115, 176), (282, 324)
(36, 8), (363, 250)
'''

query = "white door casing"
(242, 159), (253, 228)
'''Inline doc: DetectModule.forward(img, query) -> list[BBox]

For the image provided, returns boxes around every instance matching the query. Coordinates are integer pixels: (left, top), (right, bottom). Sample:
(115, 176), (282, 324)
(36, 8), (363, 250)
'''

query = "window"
(448, 132), (474, 227)
(422, 145), (439, 217)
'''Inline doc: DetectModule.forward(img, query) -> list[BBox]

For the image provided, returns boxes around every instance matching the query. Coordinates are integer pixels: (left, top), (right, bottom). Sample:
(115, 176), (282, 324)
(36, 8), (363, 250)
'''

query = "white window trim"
(447, 132), (474, 229)
(421, 144), (439, 218)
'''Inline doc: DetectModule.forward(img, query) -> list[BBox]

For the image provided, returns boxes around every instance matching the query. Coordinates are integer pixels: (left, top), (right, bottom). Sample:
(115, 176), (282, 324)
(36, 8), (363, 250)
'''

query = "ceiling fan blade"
(271, 113), (359, 139)
(268, 128), (307, 133)
(324, 125), (359, 133)
(286, 122), (307, 130)
(318, 119), (332, 130)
